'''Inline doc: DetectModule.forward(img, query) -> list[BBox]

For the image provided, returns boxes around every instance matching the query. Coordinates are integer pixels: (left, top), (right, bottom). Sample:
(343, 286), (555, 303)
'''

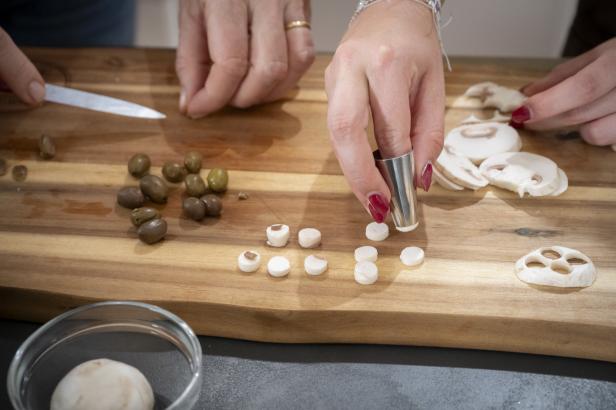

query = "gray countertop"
(1, 319), (615, 409)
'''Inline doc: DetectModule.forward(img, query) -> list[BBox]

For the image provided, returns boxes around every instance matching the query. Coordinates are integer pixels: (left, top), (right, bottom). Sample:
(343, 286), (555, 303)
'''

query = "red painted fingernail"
(421, 162), (433, 192)
(509, 120), (525, 130)
(511, 105), (531, 125)
(368, 192), (389, 223)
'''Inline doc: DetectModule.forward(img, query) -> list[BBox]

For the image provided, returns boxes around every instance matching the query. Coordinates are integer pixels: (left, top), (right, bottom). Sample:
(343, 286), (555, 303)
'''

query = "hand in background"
(0, 27), (45, 106)
(176, 0), (315, 119)
(325, 0), (445, 222)
(514, 37), (616, 146)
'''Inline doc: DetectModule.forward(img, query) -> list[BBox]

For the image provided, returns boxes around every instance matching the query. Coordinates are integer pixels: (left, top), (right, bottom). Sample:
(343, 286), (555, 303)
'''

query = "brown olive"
(128, 153), (151, 178)
(130, 207), (159, 227)
(183, 197), (206, 221)
(201, 194), (223, 217)
(162, 162), (186, 183)
(137, 218), (167, 244)
(117, 186), (145, 209)
(207, 168), (228, 193)
(184, 173), (207, 197)
(0, 158), (6, 176)
(184, 151), (203, 174)
(140, 175), (168, 204)
(38, 134), (56, 159)
(12, 165), (27, 182)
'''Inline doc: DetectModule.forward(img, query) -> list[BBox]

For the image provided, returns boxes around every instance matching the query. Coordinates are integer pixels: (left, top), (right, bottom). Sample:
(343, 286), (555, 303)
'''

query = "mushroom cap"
(435, 147), (489, 190)
(479, 152), (560, 197)
(514, 246), (596, 288)
(461, 82), (527, 113)
(50, 358), (154, 410)
(445, 122), (522, 164)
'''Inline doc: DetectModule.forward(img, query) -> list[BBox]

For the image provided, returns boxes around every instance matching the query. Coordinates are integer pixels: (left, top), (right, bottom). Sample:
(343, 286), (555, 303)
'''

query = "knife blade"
(44, 84), (166, 119)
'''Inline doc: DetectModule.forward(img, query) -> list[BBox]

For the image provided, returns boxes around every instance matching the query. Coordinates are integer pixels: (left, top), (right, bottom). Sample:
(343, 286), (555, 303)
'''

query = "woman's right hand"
(0, 27), (46, 105)
(325, 0), (445, 223)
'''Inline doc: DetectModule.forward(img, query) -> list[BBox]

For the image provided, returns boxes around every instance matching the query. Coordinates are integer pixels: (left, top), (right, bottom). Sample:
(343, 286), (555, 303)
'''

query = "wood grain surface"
(0, 49), (615, 362)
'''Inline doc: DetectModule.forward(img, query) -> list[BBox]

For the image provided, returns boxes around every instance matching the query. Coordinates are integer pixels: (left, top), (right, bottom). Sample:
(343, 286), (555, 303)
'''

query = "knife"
(44, 84), (166, 119)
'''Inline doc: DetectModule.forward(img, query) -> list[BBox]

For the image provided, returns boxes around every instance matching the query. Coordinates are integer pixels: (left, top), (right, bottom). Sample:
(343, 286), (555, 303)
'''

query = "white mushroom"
(435, 147), (489, 190)
(266, 224), (290, 247)
(515, 246), (596, 288)
(479, 152), (562, 197)
(400, 247), (425, 267)
(354, 245), (378, 262)
(298, 228), (321, 248)
(432, 166), (464, 191)
(267, 255), (291, 277)
(365, 222), (389, 241)
(460, 82), (527, 113)
(50, 358), (154, 410)
(445, 122), (521, 164)
(550, 168), (569, 197)
(354, 261), (378, 285)
(238, 250), (261, 273)
(460, 111), (511, 125)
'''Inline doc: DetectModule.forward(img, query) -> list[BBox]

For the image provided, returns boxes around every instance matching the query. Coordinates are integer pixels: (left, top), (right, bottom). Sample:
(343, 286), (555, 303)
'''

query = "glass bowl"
(7, 301), (202, 410)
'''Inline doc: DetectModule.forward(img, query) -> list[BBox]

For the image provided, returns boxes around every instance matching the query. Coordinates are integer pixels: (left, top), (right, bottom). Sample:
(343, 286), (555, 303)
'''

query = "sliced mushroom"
(454, 82), (526, 113)
(460, 111), (511, 125)
(479, 152), (561, 198)
(435, 147), (489, 190)
(432, 165), (464, 191)
(515, 246), (596, 288)
(550, 168), (568, 197)
(445, 122), (521, 164)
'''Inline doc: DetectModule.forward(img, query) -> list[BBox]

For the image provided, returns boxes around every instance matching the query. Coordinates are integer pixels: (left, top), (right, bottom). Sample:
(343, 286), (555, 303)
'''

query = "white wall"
(136, 0), (578, 58)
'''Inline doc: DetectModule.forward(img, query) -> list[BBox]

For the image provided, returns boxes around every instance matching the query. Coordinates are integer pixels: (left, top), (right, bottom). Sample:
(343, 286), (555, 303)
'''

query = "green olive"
(117, 187), (145, 209)
(0, 158), (6, 176)
(207, 168), (228, 193)
(128, 153), (151, 178)
(184, 151), (203, 174)
(39, 134), (56, 160)
(140, 175), (168, 204)
(201, 194), (223, 217)
(12, 165), (27, 182)
(183, 197), (206, 221)
(130, 207), (159, 227)
(184, 173), (207, 197)
(162, 161), (186, 183)
(137, 218), (167, 244)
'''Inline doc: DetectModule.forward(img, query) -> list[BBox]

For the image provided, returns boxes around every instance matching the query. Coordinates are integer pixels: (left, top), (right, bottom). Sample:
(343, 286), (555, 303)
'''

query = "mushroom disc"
(445, 122), (521, 164)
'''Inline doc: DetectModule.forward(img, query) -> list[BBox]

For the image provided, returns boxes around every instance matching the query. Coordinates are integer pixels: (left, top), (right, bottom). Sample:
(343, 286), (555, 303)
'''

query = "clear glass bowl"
(7, 301), (202, 410)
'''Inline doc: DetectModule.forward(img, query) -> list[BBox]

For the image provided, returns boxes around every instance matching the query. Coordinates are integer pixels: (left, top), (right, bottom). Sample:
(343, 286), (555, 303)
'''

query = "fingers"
(230, 2), (288, 108)
(522, 48), (598, 96)
(519, 53), (616, 126)
(0, 27), (45, 106)
(579, 112), (616, 146)
(410, 70), (445, 191)
(325, 49), (391, 222)
(186, 0), (249, 118)
(265, 0), (315, 102)
(527, 88), (616, 131)
(176, 0), (210, 114)
(367, 45), (412, 159)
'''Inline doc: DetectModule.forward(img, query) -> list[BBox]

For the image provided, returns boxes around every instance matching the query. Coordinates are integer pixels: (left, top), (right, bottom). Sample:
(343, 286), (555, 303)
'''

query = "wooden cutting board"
(0, 49), (615, 362)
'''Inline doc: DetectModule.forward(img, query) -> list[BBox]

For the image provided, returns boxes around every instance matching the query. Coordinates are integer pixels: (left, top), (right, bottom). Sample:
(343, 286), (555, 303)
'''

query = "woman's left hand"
(512, 37), (616, 146)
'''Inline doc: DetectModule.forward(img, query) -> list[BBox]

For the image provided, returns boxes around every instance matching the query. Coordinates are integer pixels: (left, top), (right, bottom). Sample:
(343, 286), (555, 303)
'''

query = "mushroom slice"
(445, 122), (522, 164)
(456, 82), (527, 113)
(515, 246), (596, 288)
(435, 147), (489, 190)
(433, 165), (464, 191)
(479, 152), (560, 198)
(550, 168), (568, 197)
(460, 111), (511, 125)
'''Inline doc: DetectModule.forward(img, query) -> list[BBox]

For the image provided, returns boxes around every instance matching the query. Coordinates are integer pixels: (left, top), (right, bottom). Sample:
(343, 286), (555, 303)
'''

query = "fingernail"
(509, 120), (525, 130)
(421, 162), (433, 192)
(28, 81), (45, 104)
(179, 89), (187, 113)
(511, 105), (531, 126)
(367, 192), (389, 223)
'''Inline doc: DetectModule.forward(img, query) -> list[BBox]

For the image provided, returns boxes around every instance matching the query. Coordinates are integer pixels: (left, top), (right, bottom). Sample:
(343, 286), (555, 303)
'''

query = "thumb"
(0, 27), (45, 106)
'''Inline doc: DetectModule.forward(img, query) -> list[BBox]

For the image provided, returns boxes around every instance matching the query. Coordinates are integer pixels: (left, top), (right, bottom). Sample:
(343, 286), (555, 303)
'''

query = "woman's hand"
(513, 37), (616, 146)
(325, 0), (445, 222)
(0, 27), (45, 105)
(176, 0), (315, 118)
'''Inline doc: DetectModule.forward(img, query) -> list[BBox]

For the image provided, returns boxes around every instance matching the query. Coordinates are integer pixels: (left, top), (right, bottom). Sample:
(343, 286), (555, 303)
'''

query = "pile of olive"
(118, 151), (229, 244)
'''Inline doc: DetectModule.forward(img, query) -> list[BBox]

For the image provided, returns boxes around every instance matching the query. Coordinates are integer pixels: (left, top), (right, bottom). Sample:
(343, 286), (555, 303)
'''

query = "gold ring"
(285, 20), (311, 30)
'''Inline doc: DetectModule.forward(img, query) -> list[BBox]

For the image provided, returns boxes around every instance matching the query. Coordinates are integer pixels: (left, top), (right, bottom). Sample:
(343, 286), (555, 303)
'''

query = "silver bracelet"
(352, 0), (451, 71)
